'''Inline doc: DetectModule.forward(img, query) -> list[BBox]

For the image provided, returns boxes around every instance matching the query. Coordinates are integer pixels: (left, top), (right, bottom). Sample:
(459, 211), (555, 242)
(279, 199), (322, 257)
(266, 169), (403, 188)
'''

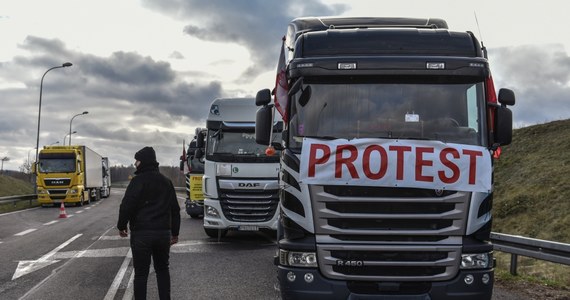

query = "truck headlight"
(279, 249), (317, 268)
(216, 163), (232, 176)
(461, 252), (492, 269)
(205, 205), (220, 218)
(38, 189), (49, 195)
(68, 189), (78, 195)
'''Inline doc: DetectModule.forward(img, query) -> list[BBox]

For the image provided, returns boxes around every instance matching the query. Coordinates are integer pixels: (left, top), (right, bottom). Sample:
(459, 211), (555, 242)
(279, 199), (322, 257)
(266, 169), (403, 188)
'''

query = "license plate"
(238, 225), (259, 231)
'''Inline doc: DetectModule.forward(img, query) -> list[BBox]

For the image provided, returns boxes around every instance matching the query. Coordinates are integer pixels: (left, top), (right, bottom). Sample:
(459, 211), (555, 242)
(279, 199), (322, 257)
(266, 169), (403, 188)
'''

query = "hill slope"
(493, 119), (570, 243)
(0, 174), (34, 197)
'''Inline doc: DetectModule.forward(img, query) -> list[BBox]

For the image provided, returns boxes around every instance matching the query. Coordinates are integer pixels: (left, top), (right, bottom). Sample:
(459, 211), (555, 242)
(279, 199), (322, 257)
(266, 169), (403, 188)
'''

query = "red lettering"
(308, 144), (330, 177)
(363, 145), (388, 180)
(415, 147), (434, 182)
(462, 149), (483, 184)
(389, 146), (412, 180)
(335, 145), (359, 179)
(438, 148), (460, 183)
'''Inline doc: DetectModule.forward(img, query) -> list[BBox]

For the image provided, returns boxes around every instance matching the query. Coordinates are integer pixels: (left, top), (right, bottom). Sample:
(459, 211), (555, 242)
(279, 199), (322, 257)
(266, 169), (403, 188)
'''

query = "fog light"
(304, 273), (314, 283)
(482, 273), (490, 284)
(287, 271), (296, 282)
(464, 274), (474, 285)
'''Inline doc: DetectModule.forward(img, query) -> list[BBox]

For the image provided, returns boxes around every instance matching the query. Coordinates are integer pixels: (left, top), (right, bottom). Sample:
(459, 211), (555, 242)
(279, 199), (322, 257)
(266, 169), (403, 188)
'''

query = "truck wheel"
(204, 228), (227, 238)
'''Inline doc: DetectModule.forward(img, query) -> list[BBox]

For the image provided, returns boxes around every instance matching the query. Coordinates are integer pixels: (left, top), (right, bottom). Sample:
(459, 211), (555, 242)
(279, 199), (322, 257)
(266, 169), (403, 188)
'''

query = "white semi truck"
(196, 97), (282, 238)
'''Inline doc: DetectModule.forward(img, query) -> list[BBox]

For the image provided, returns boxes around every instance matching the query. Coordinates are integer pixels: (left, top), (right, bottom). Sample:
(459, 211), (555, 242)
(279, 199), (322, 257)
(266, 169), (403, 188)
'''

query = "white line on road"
(76, 210), (84, 214)
(104, 248), (132, 300)
(122, 269), (134, 300)
(12, 233), (83, 280)
(43, 220), (58, 226)
(14, 229), (37, 236)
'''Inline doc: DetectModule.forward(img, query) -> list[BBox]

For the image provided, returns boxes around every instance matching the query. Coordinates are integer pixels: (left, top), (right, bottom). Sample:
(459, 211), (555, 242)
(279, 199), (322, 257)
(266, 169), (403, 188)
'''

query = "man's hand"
(119, 229), (128, 237)
(170, 236), (178, 245)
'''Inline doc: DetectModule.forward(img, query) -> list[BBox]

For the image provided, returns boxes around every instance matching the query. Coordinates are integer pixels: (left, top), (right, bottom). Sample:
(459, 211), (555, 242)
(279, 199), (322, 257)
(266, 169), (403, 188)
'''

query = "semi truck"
(101, 157), (111, 198)
(180, 127), (207, 218)
(36, 145), (105, 206)
(255, 17), (515, 300)
(196, 97), (282, 238)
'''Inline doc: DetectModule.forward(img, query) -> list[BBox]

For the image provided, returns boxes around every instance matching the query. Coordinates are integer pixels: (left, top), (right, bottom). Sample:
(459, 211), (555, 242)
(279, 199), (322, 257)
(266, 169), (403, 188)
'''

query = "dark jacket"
(117, 163), (180, 236)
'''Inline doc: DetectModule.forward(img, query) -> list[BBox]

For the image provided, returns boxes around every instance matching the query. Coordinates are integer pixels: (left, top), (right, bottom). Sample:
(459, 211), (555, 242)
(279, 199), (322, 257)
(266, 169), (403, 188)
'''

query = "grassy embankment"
(493, 119), (570, 288)
(0, 174), (37, 213)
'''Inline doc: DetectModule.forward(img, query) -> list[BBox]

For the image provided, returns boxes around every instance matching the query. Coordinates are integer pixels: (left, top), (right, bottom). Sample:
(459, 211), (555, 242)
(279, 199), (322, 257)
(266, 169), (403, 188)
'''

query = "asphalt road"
(0, 189), (529, 300)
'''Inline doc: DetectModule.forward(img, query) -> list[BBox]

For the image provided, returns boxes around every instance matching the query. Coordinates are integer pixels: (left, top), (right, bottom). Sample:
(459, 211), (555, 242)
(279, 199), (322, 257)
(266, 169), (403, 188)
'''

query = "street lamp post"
(34, 62), (73, 168)
(64, 130), (77, 145)
(1, 157), (9, 174)
(69, 111), (88, 146)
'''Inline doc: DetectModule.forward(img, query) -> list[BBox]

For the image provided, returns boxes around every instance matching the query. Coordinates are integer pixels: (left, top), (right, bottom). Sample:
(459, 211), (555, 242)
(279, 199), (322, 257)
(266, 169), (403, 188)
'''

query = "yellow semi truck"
(36, 145), (104, 206)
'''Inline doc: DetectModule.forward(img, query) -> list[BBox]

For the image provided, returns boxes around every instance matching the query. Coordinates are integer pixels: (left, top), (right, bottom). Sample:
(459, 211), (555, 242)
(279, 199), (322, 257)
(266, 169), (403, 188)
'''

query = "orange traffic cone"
(58, 202), (68, 218)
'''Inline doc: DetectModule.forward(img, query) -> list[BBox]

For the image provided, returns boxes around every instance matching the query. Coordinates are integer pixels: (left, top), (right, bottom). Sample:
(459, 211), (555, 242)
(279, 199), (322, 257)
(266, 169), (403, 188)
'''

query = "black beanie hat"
(135, 146), (157, 164)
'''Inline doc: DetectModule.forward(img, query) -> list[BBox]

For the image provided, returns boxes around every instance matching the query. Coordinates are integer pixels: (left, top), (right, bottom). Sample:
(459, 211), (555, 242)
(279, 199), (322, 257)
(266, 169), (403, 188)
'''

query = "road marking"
(99, 235), (125, 241)
(85, 207), (92, 210)
(122, 269), (134, 300)
(43, 220), (58, 226)
(12, 233), (82, 280)
(14, 229), (37, 236)
(104, 249), (132, 300)
(76, 210), (84, 214)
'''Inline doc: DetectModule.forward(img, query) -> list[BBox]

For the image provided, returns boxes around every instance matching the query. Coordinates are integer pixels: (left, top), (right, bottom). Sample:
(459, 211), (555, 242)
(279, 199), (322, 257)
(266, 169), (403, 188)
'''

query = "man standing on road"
(117, 146), (180, 300)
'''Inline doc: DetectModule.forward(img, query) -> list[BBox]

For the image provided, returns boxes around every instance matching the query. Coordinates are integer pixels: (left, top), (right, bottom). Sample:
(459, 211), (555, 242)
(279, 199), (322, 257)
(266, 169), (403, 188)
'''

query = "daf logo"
(238, 183), (260, 188)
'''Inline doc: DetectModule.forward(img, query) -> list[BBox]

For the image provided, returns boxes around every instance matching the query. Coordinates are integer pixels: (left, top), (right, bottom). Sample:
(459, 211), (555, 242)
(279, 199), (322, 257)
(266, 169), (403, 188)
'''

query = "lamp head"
(62, 62), (73, 67)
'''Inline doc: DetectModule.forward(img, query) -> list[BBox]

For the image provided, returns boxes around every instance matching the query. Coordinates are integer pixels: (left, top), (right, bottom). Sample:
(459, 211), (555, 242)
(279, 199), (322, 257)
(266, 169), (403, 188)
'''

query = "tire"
(204, 228), (227, 238)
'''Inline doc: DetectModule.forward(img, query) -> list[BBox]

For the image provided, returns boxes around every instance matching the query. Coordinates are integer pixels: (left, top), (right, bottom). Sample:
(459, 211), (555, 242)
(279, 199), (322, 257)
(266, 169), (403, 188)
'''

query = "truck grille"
(44, 178), (71, 186)
(218, 179), (279, 223)
(311, 185), (469, 281)
(47, 189), (67, 200)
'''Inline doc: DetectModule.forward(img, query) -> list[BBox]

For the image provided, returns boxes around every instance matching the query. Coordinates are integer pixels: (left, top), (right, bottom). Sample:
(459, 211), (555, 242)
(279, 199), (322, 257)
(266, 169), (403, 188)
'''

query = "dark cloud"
(0, 36), (224, 170)
(141, 0), (348, 79)
(489, 45), (570, 127)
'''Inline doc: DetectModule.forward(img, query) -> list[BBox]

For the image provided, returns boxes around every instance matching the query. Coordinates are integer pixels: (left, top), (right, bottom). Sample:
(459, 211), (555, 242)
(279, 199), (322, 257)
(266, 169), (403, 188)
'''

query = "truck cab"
(256, 17), (515, 300)
(197, 98), (283, 238)
(181, 127), (207, 218)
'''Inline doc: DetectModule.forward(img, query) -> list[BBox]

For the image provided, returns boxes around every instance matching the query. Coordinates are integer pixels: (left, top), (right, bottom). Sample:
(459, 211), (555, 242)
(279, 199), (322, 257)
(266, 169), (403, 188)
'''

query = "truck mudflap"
(277, 266), (493, 300)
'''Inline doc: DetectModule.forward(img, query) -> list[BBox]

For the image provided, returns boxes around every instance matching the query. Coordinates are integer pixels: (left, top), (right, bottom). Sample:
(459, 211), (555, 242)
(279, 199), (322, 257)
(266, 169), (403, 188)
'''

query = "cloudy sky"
(1, 0), (569, 171)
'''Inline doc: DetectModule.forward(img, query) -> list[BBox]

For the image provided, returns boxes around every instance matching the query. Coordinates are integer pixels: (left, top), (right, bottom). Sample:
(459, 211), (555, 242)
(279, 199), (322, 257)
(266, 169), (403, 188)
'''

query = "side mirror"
(494, 106), (513, 146)
(196, 131), (205, 149)
(32, 162), (37, 173)
(256, 105), (273, 145)
(195, 148), (204, 159)
(498, 88), (515, 106)
(256, 89), (272, 106)
(179, 160), (184, 171)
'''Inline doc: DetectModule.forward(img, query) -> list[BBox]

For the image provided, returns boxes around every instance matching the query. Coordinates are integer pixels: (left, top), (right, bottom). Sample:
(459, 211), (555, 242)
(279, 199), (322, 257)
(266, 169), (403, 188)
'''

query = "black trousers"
(130, 230), (171, 300)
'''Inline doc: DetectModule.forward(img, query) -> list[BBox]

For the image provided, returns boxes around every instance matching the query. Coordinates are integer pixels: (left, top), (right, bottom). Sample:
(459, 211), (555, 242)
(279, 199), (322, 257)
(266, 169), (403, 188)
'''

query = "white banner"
(299, 138), (492, 193)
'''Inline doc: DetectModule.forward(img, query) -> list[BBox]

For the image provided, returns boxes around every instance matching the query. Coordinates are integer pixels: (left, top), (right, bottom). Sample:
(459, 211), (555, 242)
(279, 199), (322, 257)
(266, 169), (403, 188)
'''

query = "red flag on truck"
(274, 36), (289, 122)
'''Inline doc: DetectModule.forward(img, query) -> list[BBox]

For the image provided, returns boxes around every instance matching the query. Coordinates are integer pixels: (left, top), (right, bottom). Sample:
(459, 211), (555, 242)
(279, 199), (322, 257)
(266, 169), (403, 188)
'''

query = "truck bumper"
(203, 199), (279, 231)
(277, 266), (493, 300)
(185, 199), (204, 217)
(38, 193), (82, 204)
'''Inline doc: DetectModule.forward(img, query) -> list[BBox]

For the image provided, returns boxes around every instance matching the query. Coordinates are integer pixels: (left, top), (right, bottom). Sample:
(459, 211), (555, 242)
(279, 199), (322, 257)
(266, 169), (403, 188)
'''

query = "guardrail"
(490, 232), (570, 275)
(0, 194), (37, 206)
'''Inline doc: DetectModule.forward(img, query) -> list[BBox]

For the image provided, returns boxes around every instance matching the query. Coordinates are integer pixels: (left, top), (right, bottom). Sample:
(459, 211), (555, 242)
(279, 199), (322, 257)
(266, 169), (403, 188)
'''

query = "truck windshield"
(206, 130), (281, 162)
(38, 158), (76, 173)
(288, 77), (486, 150)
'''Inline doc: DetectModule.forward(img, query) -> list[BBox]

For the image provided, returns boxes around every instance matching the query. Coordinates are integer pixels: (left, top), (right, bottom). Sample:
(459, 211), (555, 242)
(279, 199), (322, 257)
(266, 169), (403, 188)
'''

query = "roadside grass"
(0, 174), (34, 197)
(495, 252), (570, 289)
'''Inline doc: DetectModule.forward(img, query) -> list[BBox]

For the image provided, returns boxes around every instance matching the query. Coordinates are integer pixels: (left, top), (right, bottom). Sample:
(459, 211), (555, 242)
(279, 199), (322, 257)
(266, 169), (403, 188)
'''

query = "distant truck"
(196, 97), (282, 238)
(36, 145), (105, 206)
(101, 157), (111, 198)
(180, 127), (206, 218)
(255, 17), (515, 300)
